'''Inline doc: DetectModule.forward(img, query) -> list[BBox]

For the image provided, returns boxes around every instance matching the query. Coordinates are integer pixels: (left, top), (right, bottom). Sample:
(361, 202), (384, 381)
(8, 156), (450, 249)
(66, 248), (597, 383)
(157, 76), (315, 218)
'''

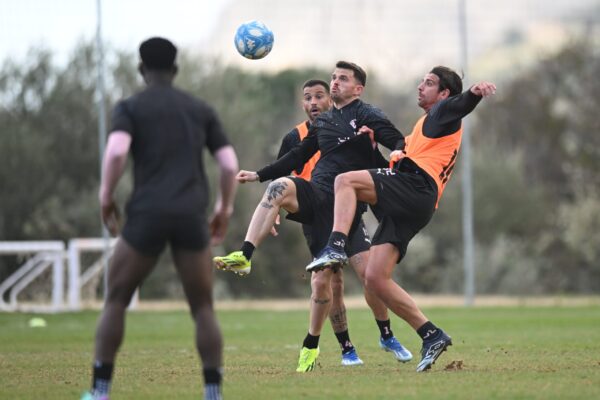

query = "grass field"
(1, 305), (599, 399)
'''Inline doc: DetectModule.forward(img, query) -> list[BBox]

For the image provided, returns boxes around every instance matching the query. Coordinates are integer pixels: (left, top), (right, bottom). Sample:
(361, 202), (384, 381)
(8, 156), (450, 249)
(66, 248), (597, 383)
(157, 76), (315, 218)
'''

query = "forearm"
(258, 142), (313, 181)
(99, 153), (127, 202)
(214, 145), (239, 214)
(371, 121), (405, 151)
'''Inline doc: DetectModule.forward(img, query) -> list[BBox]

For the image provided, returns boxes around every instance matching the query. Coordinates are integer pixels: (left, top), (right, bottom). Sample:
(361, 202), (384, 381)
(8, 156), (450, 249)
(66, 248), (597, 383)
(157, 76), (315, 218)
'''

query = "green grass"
(1, 306), (599, 399)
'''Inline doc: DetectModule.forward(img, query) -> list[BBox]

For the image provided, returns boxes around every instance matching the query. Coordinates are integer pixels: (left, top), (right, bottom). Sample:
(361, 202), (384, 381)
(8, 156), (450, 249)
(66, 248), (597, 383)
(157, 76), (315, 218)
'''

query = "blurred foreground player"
(81, 37), (238, 400)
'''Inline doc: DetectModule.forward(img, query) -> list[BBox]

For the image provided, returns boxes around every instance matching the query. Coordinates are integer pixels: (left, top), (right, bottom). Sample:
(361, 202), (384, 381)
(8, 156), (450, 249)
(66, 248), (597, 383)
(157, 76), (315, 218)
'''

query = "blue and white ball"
(234, 20), (274, 60)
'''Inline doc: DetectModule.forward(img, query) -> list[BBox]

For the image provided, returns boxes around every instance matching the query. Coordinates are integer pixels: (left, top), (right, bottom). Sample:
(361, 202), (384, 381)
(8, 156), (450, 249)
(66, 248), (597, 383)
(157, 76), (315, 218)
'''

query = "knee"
(264, 178), (292, 205)
(311, 272), (331, 296)
(364, 271), (384, 294)
(334, 172), (353, 192)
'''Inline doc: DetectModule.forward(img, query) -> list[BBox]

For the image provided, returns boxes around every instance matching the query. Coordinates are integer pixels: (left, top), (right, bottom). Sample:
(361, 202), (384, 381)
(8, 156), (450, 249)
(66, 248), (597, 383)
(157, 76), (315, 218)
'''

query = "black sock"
(203, 368), (222, 385)
(417, 321), (440, 341)
(92, 361), (113, 395)
(327, 231), (348, 252)
(240, 241), (255, 260)
(203, 368), (222, 400)
(302, 333), (320, 349)
(334, 330), (355, 353)
(376, 319), (394, 340)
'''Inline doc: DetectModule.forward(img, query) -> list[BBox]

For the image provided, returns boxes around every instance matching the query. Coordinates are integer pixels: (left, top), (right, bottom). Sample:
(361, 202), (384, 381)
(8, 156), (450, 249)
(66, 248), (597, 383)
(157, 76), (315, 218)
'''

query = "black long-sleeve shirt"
(277, 121), (310, 175)
(259, 99), (404, 194)
(422, 90), (482, 138)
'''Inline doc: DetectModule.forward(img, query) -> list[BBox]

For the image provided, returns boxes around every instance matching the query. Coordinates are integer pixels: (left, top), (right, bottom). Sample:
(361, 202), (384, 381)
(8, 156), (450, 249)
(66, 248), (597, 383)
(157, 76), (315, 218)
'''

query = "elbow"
(217, 145), (239, 176)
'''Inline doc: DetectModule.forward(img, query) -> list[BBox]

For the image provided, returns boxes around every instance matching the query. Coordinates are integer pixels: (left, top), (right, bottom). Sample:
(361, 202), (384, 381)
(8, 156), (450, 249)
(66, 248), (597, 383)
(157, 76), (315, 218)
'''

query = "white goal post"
(0, 241), (65, 312)
(0, 238), (122, 312)
(67, 237), (117, 310)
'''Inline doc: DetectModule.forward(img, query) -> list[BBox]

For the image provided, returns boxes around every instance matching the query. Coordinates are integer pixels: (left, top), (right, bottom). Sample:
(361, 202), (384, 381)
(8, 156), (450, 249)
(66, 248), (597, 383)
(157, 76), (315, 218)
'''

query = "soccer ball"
(234, 20), (274, 60)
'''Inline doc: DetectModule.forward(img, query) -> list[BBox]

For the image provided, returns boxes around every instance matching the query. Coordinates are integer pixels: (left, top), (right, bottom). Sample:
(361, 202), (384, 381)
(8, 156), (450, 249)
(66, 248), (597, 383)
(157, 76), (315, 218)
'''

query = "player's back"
(113, 84), (221, 216)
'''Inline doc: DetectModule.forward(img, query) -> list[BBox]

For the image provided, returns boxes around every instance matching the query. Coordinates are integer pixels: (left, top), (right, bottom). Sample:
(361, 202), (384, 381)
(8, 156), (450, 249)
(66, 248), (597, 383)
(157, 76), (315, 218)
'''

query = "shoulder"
(284, 126), (301, 141)
(313, 111), (332, 128)
(428, 97), (449, 118)
(357, 100), (388, 120)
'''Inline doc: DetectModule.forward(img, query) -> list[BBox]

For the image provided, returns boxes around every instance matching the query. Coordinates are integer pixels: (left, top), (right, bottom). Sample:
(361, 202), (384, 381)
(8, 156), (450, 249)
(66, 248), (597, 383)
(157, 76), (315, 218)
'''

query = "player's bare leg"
(95, 239), (157, 362)
(348, 250), (388, 320)
(309, 269), (334, 336)
(89, 239), (157, 398)
(328, 269), (347, 332)
(364, 243), (428, 330)
(365, 243), (451, 371)
(172, 246), (223, 395)
(245, 177), (299, 246)
(332, 171), (377, 234)
(214, 177), (299, 275)
(173, 247), (222, 368)
(297, 269), (334, 372)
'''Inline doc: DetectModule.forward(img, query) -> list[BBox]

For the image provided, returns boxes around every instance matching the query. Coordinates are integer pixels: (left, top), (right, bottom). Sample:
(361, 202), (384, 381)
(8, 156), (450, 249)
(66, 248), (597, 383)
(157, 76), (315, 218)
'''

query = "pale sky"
(0, 0), (231, 64)
(1, 0), (598, 82)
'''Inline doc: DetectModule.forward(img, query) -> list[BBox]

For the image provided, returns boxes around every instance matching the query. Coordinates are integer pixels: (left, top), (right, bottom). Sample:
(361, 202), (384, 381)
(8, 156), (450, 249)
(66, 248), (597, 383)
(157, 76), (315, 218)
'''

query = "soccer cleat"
(305, 246), (348, 273)
(379, 336), (413, 362)
(213, 251), (251, 276)
(416, 331), (452, 372)
(341, 348), (364, 366)
(296, 347), (320, 372)
(80, 392), (109, 400)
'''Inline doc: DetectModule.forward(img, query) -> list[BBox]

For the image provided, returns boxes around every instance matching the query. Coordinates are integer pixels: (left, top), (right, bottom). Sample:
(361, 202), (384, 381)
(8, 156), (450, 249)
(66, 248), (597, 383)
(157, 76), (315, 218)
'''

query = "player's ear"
(172, 64), (178, 76)
(138, 62), (145, 76)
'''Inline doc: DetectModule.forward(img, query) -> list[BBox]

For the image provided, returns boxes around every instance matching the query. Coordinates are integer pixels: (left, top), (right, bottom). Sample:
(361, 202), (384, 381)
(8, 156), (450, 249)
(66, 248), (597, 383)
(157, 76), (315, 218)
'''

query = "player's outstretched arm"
(470, 82), (496, 98)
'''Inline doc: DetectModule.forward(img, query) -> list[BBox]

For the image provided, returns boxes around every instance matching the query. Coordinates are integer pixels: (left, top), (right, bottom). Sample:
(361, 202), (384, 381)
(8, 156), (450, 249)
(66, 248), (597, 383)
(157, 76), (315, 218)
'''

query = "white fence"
(0, 238), (116, 312)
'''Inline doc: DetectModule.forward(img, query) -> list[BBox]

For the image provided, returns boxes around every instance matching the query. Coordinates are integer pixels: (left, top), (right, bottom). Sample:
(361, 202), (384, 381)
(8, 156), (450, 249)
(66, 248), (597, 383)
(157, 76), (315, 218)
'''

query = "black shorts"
(286, 177), (369, 258)
(369, 166), (437, 261)
(121, 213), (210, 257)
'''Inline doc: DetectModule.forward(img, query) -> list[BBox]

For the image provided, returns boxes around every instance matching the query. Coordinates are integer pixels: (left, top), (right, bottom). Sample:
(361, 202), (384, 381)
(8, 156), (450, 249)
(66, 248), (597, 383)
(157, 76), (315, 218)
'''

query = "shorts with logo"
(286, 177), (370, 258)
(121, 212), (210, 257)
(369, 164), (437, 262)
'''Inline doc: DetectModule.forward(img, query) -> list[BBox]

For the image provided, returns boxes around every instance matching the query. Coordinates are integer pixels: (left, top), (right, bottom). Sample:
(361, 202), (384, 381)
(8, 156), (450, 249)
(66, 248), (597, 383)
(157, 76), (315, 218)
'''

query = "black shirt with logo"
(259, 99), (404, 194)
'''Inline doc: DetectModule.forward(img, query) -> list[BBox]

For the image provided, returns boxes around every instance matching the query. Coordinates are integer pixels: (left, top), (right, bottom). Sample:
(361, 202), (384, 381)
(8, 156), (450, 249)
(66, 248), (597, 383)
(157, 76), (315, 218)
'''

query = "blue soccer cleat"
(341, 348), (364, 366)
(306, 246), (348, 273)
(379, 336), (413, 362)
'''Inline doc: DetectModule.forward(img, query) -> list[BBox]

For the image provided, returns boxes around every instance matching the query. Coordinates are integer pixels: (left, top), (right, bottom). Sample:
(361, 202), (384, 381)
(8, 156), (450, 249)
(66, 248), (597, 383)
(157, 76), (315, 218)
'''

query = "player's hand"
(270, 213), (281, 236)
(388, 150), (406, 168)
(358, 125), (374, 137)
(210, 209), (231, 245)
(358, 125), (376, 148)
(470, 82), (496, 97)
(237, 170), (259, 183)
(100, 198), (122, 236)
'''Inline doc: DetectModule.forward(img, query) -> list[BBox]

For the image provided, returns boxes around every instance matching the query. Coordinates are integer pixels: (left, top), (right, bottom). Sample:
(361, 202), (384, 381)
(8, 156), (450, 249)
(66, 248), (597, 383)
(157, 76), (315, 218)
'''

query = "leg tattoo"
(266, 181), (288, 202)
